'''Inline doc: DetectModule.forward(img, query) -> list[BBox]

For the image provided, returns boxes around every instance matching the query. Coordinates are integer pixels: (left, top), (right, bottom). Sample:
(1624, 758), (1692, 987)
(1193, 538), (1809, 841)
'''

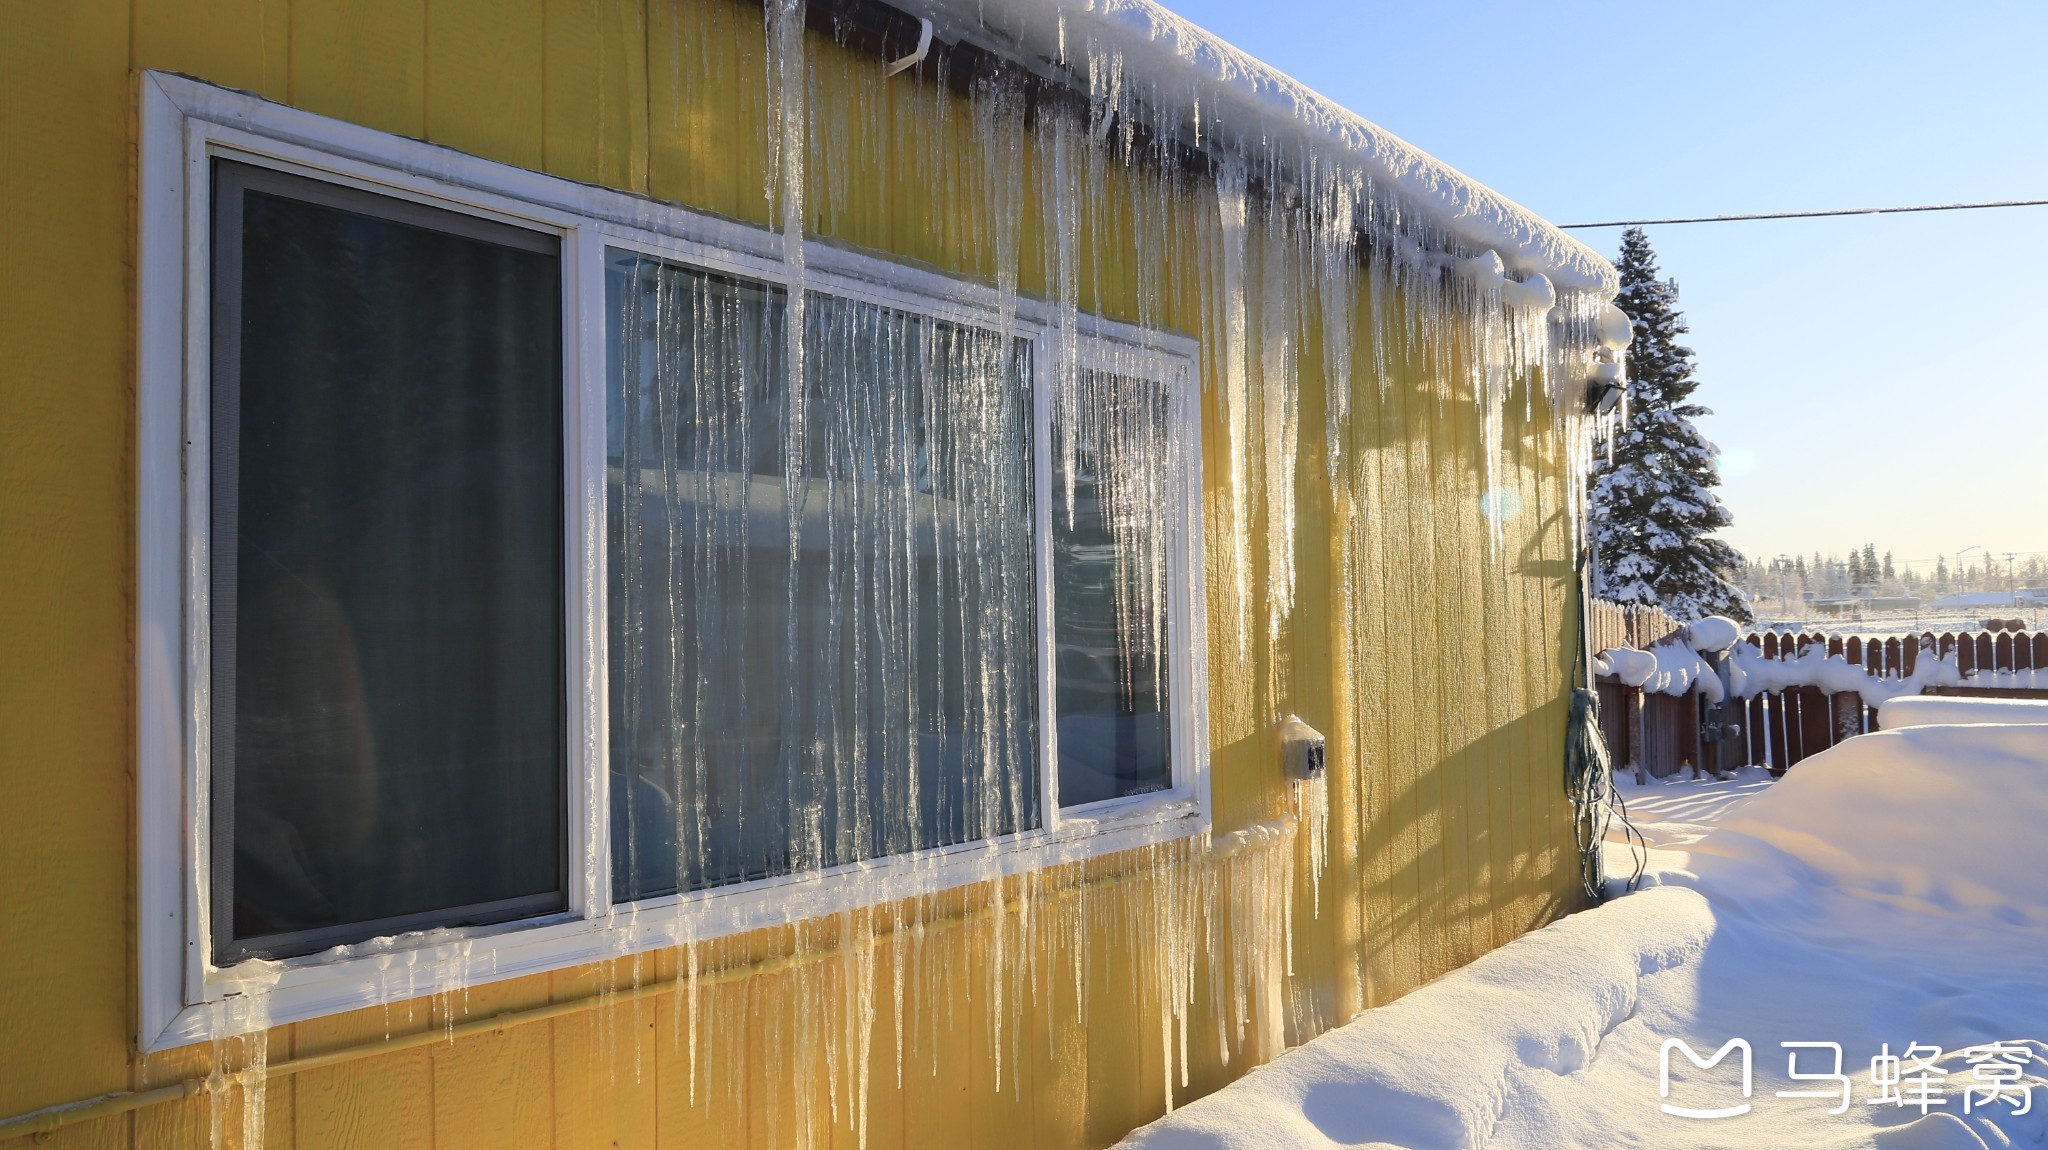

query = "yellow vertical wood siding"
(0, 0), (1587, 1146)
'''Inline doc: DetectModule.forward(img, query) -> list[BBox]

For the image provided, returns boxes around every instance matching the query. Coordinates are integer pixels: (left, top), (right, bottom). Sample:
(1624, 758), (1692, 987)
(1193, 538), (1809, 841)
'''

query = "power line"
(1557, 198), (2048, 230)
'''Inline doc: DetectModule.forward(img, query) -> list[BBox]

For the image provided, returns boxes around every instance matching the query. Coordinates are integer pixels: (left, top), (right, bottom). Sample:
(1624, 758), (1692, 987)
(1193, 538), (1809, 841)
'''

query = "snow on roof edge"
(899, 0), (1618, 294)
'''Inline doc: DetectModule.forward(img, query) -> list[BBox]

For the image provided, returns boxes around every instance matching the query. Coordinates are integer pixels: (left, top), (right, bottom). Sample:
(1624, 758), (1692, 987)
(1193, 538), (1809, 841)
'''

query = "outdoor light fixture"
(1586, 302), (1633, 415)
(1586, 353), (1626, 415)
(1278, 714), (1327, 781)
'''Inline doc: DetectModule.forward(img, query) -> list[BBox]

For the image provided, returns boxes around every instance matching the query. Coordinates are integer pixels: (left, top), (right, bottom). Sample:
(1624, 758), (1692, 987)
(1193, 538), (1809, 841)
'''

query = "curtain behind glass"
(212, 163), (567, 962)
(607, 253), (1039, 901)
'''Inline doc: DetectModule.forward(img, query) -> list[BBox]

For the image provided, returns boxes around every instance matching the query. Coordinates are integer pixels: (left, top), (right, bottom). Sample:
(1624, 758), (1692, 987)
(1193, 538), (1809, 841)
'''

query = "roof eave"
(896, 0), (1618, 294)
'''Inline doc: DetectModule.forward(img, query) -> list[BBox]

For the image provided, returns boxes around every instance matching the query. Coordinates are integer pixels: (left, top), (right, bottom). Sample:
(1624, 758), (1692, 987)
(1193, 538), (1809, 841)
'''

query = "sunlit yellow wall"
(0, 0), (1585, 1146)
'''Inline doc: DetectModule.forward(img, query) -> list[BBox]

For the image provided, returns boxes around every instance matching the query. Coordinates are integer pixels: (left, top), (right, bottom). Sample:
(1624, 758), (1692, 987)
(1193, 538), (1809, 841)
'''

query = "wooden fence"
(1746, 628), (2048, 679)
(1586, 599), (1683, 657)
(1734, 629), (2048, 772)
(1587, 601), (1698, 780)
(1590, 605), (2047, 778)
(1594, 683), (1699, 781)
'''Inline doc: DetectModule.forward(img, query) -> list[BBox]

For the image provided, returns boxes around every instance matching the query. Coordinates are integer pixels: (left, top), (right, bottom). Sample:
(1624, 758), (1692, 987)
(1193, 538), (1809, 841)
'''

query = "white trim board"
(135, 71), (1209, 1052)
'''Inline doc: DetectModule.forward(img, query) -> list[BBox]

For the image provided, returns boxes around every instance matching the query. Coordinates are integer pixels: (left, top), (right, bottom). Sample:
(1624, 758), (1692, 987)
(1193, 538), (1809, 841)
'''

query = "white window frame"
(137, 70), (1208, 1052)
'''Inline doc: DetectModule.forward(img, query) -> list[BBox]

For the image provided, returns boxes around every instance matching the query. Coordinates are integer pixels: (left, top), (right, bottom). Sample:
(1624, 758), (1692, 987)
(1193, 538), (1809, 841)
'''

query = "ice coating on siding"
(201, 959), (281, 1150)
(189, 2), (1614, 1146)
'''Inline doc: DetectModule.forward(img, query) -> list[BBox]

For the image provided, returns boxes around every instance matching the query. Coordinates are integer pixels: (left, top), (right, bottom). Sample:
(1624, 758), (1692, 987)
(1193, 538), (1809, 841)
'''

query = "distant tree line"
(1735, 547), (2048, 605)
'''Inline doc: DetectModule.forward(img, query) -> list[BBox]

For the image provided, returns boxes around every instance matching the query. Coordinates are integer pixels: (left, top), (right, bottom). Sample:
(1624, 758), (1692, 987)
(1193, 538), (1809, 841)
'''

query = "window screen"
(606, 252), (1040, 902)
(209, 161), (567, 963)
(1052, 370), (1175, 806)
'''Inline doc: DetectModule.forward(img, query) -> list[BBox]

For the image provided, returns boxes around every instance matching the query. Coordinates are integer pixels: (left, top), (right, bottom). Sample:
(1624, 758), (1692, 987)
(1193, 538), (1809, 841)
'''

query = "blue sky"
(1163, 0), (2048, 575)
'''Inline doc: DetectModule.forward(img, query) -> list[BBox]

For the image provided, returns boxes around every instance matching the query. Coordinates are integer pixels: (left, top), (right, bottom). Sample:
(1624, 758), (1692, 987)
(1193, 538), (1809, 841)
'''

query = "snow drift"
(1112, 887), (1717, 1149)
(1879, 695), (2048, 730)
(1123, 725), (2048, 1149)
(1694, 725), (2048, 929)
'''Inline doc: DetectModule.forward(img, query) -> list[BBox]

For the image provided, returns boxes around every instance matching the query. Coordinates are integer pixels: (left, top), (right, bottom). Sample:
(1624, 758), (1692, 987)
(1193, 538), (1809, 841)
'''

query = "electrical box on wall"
(1278, 714), (1326, 781)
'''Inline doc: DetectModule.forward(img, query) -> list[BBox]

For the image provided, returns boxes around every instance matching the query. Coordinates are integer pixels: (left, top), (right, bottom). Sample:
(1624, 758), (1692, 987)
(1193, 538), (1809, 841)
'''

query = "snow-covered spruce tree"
(1587, 228), (1749, 622)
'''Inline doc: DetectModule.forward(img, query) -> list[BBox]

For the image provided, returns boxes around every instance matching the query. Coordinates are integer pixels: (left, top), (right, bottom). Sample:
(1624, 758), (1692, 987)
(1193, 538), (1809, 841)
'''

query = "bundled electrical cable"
(1565, 553), (1647, 902)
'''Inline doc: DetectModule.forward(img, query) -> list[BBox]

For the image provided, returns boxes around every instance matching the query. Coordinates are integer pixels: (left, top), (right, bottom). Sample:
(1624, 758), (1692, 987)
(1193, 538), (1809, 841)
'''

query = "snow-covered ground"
(1121, 723), (2048, 1149)
(1612, 765), (1778, 848)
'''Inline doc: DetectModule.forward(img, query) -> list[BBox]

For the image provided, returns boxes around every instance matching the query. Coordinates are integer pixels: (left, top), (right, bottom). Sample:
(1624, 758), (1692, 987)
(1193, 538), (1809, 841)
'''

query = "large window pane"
(210, 161), (567, 963)
(607, 253), (1039, 902)
(1053, 370), (1174, 807)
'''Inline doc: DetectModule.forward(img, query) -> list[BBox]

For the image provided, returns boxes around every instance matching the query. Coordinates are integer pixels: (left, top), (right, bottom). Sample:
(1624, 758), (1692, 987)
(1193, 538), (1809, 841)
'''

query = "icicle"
(431, 934), (474, 1047)
(1313, 164), (1360, 487)
(682, 934), (701, 1105)
(765, 0), (810, 731)
(204, 958), (281, 1150)
(1213, 158), (1252, 658)
(1257, 177), (1301, 648)
(844, 909), (879, 1149)
(1206, 818), (1295, 1066)
(1040, 106), (1083, 526)
(1291, 771), (1330, 913)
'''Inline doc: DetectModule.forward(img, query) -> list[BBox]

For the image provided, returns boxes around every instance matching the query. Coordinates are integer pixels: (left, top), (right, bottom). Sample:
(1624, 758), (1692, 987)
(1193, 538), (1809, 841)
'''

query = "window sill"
(148, 793), (1205, 1051)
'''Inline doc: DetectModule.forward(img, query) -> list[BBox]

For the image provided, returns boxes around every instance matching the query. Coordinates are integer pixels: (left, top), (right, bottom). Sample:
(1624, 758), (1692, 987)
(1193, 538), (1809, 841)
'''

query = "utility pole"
(1958, 545), (1985, 595)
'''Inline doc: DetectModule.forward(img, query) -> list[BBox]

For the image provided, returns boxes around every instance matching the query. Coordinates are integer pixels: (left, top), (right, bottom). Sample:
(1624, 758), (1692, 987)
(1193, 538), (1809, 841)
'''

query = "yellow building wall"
(0, 0), (1586, 1147)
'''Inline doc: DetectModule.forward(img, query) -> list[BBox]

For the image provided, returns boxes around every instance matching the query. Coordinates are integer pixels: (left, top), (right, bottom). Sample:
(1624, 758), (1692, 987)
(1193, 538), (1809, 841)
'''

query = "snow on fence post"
(1728, 626), (2048, 772)
(1832, 691), (1866, 742)
(1631, 687), (1649, 782)
(1744, 634), (1768, 766)
(1792, 693), (1807, 769)
(1770, 688), (1795, 772)
(1844, 637), (1877, 730)
(1679, 689), (1701, 777)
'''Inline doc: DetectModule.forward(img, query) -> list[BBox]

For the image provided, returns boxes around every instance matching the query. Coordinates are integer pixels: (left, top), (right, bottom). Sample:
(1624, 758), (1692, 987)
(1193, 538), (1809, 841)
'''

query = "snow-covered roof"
(1928, 591), (2018, 609)
(898, 0), (1618, 293)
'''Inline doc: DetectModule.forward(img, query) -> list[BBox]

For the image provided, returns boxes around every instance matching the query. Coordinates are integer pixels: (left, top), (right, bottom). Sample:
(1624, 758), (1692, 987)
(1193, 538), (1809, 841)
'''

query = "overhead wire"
(1557, 198), (2048, 230)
